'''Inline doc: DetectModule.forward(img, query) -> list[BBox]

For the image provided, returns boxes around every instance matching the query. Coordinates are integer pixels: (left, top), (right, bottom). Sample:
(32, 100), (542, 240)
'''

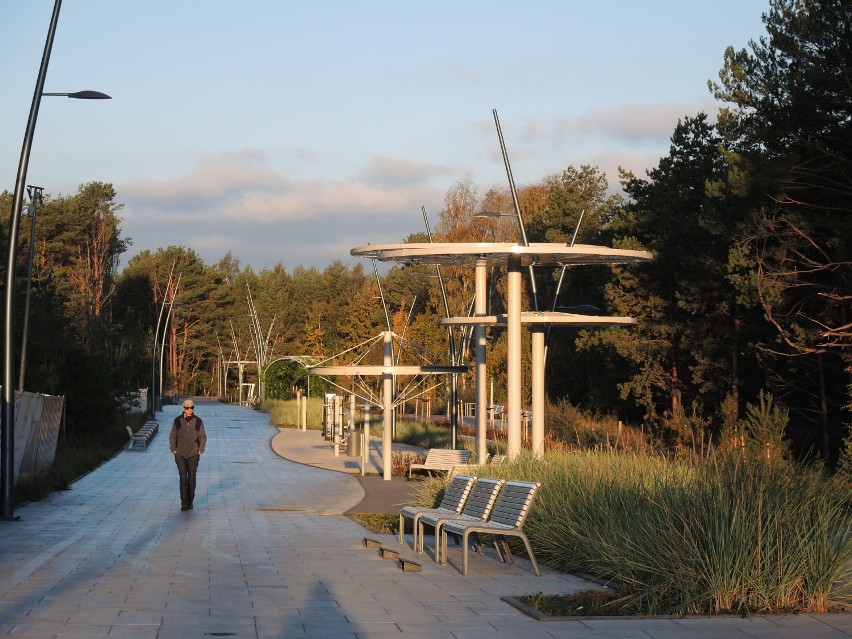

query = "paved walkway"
(270, 425), (425, 514)
(0, 401), (846, 638)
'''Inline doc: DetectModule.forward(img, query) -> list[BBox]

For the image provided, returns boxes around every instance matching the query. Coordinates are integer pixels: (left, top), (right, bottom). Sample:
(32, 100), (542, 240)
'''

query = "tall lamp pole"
(150, 261), (176, 417)
(18, 185), (43, 391)
(159, 274), (181, 408)
(1, 0), (110, 520)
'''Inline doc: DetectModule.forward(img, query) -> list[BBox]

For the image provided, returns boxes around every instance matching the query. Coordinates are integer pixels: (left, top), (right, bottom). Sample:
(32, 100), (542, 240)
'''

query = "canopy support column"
(475, 259), (488, 463)
(382, 330), (393, 480)
(531, 327), (545, 458)
(507, 257), (522, 459)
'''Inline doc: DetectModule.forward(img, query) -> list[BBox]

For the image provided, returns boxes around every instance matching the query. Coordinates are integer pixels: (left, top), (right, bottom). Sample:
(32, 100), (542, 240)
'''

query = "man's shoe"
(181, 505), (188, 511)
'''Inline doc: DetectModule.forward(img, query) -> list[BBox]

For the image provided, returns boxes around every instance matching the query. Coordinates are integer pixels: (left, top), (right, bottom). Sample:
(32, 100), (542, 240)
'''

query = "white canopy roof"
(351, 242), (653, 267)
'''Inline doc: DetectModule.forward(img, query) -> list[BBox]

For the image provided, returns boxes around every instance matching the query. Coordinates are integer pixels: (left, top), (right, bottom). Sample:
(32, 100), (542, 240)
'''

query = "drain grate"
(256, 507), (304, 512)
(206, 634), (236, 637)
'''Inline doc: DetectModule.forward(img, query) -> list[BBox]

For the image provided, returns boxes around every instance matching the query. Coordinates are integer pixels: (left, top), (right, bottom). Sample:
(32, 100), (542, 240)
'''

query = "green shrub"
(739, 391), (790, 465)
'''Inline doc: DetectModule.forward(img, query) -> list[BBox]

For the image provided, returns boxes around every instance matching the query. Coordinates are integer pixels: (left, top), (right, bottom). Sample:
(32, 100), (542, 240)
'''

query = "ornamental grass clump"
(431, 447), (851, 616)
(386, 418), (454, 449)
(262, 397), (325, 429)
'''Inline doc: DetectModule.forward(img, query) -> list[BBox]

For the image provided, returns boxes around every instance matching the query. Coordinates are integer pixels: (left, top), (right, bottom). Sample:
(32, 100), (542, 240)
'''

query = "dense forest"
(2, 0), (849, 463)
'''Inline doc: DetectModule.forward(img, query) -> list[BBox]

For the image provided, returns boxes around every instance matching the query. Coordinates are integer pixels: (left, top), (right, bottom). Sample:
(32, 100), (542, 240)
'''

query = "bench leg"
(497, 535), (512, 565)
(519, 533), (541, 576)
(472, 532), (486, 555)
(412, 514), (422, 551)
(441, 528), (447, 567)
(418, 520), (434, 556)
(432, 522), (442, 563)
(462, 530), (472, 575)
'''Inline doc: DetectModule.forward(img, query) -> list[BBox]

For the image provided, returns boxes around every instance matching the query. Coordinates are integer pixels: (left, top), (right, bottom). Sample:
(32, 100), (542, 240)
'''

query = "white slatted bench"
(418, 477), (504, 562)
(125, 420), (159, 451)
(398, 474), (476, 551)
(408, 448), (472, 478)
(441, 480), (541, 576)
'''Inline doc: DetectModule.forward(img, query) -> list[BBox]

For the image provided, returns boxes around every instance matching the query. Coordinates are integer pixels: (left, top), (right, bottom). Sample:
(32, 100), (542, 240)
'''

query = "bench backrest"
(459, 477), (504, 520)
(424, 449), (472, 464)
(485, 480), (541, 529)
(437, 474), (476, 513)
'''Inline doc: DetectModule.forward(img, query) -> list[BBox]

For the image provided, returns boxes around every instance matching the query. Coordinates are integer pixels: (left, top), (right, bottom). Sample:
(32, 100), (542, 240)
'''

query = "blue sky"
(1, 1), (768, 272)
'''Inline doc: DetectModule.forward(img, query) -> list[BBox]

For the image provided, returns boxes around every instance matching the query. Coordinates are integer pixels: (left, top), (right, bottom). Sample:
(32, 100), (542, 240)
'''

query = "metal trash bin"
(347, 427), (362, 457)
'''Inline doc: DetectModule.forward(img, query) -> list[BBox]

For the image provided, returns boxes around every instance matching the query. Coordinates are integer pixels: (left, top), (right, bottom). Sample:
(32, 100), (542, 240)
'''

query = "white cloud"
(119, 151), (449, 223)
(117, 151), (448, 270)
(359, 155), (460, 187)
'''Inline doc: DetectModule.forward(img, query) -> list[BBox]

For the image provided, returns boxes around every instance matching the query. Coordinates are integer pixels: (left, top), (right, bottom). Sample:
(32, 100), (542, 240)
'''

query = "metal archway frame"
(309, 331), (467, 480)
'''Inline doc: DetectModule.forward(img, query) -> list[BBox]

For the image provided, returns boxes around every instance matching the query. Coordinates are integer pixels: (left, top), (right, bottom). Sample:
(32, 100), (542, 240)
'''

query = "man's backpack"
(174, 417), (201, 432)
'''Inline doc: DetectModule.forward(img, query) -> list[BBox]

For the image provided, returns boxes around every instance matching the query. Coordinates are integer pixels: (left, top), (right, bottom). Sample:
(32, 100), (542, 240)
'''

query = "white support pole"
(489, 379), (494, 430)
(300, 390), (307, 431)
(362, 398), (371, 475)
(382, 330), (393, 480)
(349, 392), (356, 446)
(238, 363), (244, 405)
(507, 257), (522, 458)
(474, 258), (488, 463)
(337, 394), (344, 443)
(531, 327), (545, 458)
(333, 394), (342, 456)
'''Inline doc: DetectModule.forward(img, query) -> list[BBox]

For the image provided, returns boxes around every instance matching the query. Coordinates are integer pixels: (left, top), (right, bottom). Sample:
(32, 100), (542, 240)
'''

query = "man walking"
(169, 400), (207, 511)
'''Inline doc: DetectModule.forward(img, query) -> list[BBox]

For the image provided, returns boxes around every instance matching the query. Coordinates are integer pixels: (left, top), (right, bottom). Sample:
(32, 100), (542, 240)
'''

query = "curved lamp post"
(2, 0), (111, 520)
(150, 262), (176, 418)
(159, 278), (181, 409)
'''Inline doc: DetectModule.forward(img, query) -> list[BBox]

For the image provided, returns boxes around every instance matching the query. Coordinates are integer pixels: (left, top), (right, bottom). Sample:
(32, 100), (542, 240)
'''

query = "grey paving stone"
(0, 402), (846, 639)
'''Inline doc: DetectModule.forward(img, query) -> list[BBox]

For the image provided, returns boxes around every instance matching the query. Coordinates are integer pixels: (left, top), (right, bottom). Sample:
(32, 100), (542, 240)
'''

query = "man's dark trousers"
(175, 454), (200, 508)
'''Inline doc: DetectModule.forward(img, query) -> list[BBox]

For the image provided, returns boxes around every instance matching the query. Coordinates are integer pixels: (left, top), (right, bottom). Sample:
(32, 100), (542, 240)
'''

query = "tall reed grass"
(385, 418), (462, 450)
(437, 447), (852, 615)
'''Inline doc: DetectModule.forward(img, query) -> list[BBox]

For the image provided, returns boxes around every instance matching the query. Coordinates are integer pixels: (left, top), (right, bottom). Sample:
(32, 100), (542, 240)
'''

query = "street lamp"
(41, 90), (110, 100)
(2, 0), (111, 520)
(474, 211), (515, 242)
(473, 210), (516, 219)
